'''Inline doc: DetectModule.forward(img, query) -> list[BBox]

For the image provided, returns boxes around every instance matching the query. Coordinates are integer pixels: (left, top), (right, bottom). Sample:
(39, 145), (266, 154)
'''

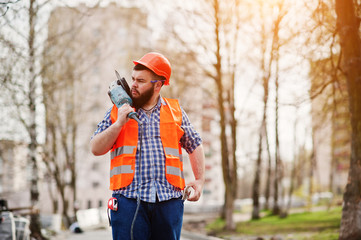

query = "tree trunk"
(252, 19), (270, 217)
(284, 107), (299, 216)
(229, 76), (238, 201)
(272, 40), (281, 216)
(307, 134), (316, 212)
(70, 79), (78, 219)
(213, 0), (235, 230)
(264, 127), (272, 210)
(252, 94), (268, 219)
(229, 0), (240, 204)
(71, 125), (78, 220)
(42, 86), (72, 227)
(252, 126), (263, 220)
(28, 0), (46, 239)
(264, 142), (272, 210)
(329, 81), (337, 195)
(335, 0), (361, 239)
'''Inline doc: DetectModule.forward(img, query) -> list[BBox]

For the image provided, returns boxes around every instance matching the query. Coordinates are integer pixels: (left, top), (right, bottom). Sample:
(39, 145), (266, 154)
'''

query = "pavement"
(52, 229), (111, 240)
(52, 228), (222, 240)
(50, 209), (223, 240)
(49, 205), (334, 240)
(51, 211), (222, 240)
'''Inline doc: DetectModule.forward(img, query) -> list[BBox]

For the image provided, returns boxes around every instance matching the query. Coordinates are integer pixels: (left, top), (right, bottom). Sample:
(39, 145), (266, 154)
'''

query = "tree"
(248, 0), (291, 218)
(153, 0), (240, 229)
(0, 1), (20, 17)
(251, 0), (274, 219)
(335, 0), (361, 239)
(284, 106), (300, 216)
(307, 0), (351, 203)
(41, 5), (97, 226)
(271, 0), (289, 216)
(0, 0), (46, 238)
(210, 0), (236, 229)
(227, 0), (240, 222)
(1, 0), (102, 235)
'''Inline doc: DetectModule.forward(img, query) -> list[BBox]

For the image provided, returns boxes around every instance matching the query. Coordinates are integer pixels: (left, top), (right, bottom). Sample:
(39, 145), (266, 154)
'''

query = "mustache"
(131, 88), (139, 95)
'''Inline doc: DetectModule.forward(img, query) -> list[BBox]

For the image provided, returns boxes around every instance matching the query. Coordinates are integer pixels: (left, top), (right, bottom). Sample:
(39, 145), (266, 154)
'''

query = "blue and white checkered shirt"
(92, 97), (202, 203)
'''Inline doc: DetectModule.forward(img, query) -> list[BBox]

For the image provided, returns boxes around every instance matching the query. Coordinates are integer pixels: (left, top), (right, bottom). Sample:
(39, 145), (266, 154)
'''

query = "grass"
(207, 207), (341, 239)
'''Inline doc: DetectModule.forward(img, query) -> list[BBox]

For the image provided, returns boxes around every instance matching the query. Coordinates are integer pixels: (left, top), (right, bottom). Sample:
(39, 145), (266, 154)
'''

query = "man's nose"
(131, 81), (138, 88)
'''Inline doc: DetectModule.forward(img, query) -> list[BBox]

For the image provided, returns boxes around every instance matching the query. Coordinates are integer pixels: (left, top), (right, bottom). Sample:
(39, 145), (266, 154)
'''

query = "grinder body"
(108, 77), (141, 124)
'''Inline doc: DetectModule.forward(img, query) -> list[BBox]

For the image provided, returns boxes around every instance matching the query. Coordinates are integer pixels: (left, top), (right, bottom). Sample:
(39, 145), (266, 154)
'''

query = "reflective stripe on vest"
(164, 147), (182, 159)
(166, 166), (185, 179)
(110, 165), (134, 178)
(109, 97), (185, 190)
(111, 146), (137, 159)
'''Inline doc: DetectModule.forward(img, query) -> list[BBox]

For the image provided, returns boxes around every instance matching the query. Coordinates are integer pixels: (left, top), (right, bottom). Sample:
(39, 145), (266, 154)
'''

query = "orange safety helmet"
(133, 52), (172, 85)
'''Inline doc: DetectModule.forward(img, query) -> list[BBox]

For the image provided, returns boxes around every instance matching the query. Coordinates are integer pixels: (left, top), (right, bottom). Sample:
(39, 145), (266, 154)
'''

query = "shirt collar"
(160, 95), (166, 106)
(137, 95), (164, 114)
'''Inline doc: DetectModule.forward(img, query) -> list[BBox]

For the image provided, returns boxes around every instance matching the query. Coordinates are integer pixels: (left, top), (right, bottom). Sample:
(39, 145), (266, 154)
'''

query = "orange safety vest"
(109, 98), (185, 190)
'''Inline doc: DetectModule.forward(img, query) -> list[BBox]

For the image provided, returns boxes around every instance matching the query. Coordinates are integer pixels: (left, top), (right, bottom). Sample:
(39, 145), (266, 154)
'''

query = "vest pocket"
(165, 156), (185, 190)
(110, 155), (135, 190)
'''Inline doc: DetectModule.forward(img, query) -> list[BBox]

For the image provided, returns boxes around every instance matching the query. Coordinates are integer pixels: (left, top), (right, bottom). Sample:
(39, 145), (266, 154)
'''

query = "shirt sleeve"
(91, 107), (113, 139)
(179, 107), (202, 154)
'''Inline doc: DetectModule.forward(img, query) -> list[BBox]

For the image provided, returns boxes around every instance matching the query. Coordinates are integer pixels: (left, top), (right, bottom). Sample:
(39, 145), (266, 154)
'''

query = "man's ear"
(155, 81), (163, 92)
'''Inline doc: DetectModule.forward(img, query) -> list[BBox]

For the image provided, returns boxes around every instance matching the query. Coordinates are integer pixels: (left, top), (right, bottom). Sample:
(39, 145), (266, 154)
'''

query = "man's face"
(131, 70), (155, 109)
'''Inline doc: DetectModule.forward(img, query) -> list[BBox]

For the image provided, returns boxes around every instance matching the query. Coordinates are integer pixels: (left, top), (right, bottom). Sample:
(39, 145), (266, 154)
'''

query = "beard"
(131, 84), (155, 110)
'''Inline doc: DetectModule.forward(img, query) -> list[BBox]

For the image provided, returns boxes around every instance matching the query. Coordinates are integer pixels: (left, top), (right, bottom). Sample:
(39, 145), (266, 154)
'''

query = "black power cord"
(130, 123), (143, 240)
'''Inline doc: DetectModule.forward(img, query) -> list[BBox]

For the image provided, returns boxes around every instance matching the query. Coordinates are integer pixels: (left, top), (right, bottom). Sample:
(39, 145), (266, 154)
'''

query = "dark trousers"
(110, 194), (184, 240)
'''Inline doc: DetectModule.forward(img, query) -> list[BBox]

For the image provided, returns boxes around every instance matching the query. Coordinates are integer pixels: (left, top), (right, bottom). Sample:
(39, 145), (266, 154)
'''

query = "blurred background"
(0, 0), (359, 239)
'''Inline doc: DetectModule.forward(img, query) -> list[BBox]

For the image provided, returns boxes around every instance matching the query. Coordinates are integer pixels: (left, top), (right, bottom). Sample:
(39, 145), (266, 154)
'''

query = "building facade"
(44, 3), (222, 216)
(0, 3), (223, 226)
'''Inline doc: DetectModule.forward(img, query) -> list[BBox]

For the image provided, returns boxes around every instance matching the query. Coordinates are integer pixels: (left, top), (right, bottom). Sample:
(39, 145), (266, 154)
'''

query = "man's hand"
(114, 104), (134, 127)
(186, 179), (204, 201)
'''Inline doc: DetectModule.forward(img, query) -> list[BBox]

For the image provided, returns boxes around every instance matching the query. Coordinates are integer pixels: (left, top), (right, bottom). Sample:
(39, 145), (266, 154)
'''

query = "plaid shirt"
(92, 97), (202, 203)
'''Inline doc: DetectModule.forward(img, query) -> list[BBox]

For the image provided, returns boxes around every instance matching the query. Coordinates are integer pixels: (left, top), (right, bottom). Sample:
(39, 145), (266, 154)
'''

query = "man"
(90, 52), (205, 240)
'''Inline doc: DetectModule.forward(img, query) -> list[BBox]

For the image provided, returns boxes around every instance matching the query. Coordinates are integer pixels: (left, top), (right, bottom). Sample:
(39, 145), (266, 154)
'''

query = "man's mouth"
(131, 89), (139, 96)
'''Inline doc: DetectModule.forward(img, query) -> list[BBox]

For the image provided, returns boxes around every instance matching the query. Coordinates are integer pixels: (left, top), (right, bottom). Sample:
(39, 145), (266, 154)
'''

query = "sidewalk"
(52, 228), (111, 240)
(52, 228), (222, 240)
(51, 210), (223, 240)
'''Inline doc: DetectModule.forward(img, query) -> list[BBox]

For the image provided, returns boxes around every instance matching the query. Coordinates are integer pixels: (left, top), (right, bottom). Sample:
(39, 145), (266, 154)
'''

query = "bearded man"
(90, 52), (205, 240)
